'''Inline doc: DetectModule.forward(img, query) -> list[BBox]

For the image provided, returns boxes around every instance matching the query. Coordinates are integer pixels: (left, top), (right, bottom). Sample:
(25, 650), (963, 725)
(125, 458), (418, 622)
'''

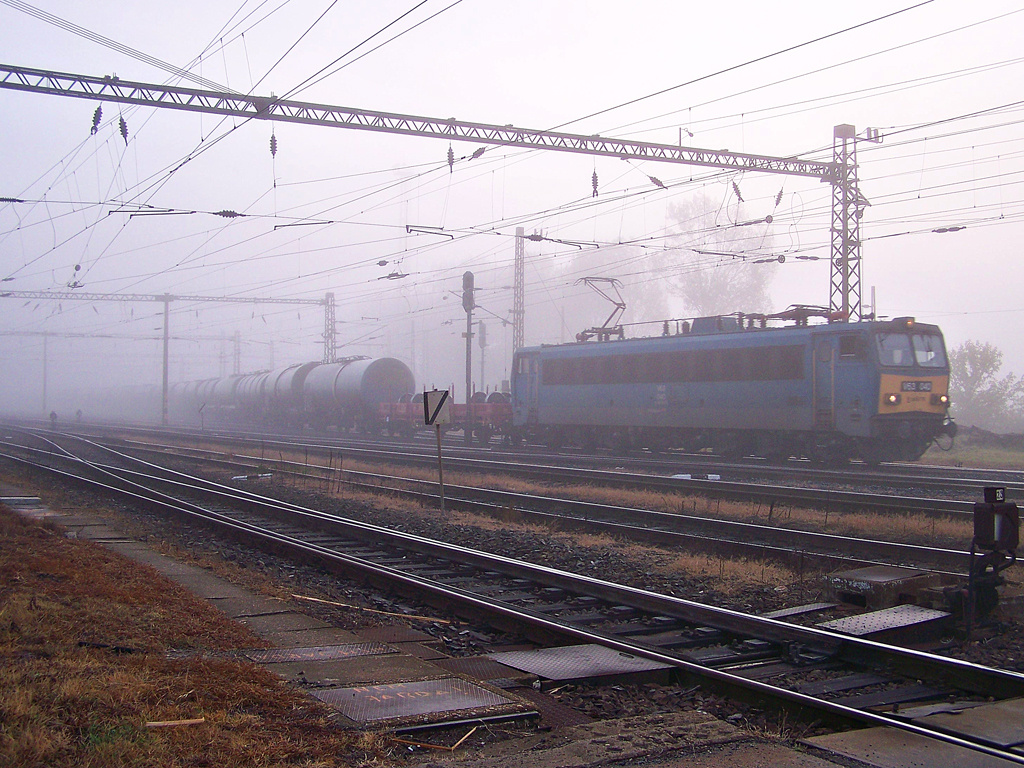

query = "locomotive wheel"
(755, 434), (791, 464)
(580, 429), (598, 454)
(716, 433), (749, 461)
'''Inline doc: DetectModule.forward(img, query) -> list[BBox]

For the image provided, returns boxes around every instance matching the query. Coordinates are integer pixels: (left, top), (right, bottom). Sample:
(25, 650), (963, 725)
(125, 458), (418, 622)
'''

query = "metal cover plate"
(244, 642), (394, 663)
(488, 644), (671, 681)
(313, 677), (514, 722)
(357, 626), (433, 643)
(917, 698), (1024, 747)
(817, 605), (950, 636)
(433, 656), (529, 682)
(807, 726), (1022, 767)
(391, 642), (448, 661)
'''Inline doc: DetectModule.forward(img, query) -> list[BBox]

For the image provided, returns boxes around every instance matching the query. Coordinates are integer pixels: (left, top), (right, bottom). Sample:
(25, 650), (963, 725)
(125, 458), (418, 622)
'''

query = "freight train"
(168, 311), (955, 464)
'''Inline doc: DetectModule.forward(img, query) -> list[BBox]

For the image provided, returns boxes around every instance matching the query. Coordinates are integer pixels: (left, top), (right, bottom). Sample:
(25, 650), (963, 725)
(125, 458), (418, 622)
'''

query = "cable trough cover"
(312, 677), (523, 724)
(488, 643), (673, 688)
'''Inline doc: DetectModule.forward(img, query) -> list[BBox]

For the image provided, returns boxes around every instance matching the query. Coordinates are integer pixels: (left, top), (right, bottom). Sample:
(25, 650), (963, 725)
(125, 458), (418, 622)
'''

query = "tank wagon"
(305, 357), (414, 432)
(170, 356), (414, 433)
(510, 314), (955, 463)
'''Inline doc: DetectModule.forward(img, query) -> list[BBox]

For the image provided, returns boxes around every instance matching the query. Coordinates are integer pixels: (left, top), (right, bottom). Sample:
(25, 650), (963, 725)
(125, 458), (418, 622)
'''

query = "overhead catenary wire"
(4, 1), (1019, 362)
(547, 0), (937, 133)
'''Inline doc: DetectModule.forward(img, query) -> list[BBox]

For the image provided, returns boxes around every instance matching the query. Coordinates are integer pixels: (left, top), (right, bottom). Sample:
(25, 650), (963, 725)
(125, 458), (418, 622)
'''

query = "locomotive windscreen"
(875, 332), (947, 368)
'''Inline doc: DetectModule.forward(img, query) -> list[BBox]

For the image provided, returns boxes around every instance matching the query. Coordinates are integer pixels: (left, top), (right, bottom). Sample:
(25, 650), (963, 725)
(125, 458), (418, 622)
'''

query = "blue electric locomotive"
(510, 313), (954, 463)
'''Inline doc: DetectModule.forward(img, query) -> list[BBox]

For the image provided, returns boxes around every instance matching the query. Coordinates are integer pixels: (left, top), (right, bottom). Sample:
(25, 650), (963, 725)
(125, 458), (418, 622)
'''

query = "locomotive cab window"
(912, 333), (947, 368)
(875, 333), (914, 367)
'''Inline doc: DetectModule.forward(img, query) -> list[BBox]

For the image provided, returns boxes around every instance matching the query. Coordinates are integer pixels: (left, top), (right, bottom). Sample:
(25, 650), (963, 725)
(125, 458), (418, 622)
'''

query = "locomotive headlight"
(931, 393), (949, 406)
(885, 393), (901, 406)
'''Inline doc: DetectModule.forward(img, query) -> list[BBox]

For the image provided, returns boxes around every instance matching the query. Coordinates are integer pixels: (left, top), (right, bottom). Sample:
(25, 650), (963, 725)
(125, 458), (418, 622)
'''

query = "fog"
(2, 1), (1023, 423)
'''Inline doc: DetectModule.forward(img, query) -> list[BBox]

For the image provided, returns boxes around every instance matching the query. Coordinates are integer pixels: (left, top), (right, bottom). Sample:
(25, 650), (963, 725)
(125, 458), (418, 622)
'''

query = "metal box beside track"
(825, 565), (943, 610)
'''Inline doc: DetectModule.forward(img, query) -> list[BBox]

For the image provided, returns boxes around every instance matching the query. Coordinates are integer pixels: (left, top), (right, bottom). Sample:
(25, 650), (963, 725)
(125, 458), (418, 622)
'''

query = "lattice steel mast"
(513, 228), (525, 354)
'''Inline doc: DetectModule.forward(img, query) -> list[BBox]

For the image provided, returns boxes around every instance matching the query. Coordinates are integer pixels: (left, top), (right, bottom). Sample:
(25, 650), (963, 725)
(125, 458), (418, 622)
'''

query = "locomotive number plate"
(901, 380), (932, 392)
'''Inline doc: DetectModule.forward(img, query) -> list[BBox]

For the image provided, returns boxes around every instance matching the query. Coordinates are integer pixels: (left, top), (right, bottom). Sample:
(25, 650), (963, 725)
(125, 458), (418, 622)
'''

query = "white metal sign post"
(423, 390), (451, 511)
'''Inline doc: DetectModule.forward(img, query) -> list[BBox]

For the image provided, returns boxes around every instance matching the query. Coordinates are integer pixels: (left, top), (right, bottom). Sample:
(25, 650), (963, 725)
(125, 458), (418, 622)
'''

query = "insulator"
(592, 170), (598, 198)
(214, 210), (241, 218)
(732, 181), (743, 203)
(470, 147), (485, 159)
(775, 189), (784, 207)
(649, 175), (666, 189)
(270, 133), (278, 157)
(119, 116), (128, 144)
(447, 145), (455, 173)
(91, 105), (102, 135)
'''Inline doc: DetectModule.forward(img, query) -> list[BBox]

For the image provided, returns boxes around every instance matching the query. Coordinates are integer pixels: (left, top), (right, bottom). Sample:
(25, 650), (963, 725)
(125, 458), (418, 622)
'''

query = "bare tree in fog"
(663, 192), (777, 317)
(949, 340), (1024, 431)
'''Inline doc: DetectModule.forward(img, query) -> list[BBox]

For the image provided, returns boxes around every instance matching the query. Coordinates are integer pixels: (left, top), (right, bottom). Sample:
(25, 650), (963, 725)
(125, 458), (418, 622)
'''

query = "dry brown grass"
(257, 444), (973, 548)
(324, 457), (972, 549)
(0, 506), (374, 768)
(920, 442), (1024, 470)
(414, 508), (800, 595)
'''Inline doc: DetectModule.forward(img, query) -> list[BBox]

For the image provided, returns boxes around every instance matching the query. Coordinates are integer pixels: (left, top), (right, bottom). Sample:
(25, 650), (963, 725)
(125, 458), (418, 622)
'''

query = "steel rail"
(55, 432), (973, 573)
(35, 421), (1024, 500)
(3, 440), (1024, 764)
(105, 427), (981, 518)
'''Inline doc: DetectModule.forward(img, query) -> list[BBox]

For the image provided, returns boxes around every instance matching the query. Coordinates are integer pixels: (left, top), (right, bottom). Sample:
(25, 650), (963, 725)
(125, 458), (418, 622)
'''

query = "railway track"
(72, 432), (972, 575)
(3, 427), (1024, 764)
(63, 421), (991, 536)
(42, 422), (991, 523)
(17, 419), (1024, 519)
(63, 420), (1024, 500)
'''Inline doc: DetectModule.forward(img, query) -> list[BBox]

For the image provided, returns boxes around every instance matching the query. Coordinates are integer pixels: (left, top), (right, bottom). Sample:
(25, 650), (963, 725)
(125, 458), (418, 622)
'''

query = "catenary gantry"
(0, 63), (868, 321)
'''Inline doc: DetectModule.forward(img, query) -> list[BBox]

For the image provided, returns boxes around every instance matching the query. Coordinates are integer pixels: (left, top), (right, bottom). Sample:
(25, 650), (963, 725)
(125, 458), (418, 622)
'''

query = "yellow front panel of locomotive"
(877, 373), (949, 414)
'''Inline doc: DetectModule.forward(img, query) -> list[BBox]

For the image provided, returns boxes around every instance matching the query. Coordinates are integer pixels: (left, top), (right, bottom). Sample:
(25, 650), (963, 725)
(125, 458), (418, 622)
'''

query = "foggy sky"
(1, 1), (1022, 418)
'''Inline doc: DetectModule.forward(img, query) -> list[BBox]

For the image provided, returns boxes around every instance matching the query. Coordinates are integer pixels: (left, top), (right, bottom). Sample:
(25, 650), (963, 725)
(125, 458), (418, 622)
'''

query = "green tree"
(948, 340), (1024, 430)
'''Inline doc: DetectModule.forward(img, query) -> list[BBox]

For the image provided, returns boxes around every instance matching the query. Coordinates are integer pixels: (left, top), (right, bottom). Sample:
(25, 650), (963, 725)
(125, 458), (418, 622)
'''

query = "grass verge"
(0, 504), (369, 768)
